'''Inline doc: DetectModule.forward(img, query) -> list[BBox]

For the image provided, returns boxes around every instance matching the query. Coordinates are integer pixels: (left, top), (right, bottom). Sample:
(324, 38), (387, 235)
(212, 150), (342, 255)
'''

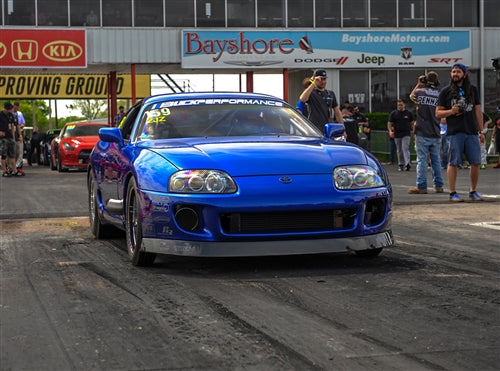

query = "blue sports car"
(88, 92), (393, 266)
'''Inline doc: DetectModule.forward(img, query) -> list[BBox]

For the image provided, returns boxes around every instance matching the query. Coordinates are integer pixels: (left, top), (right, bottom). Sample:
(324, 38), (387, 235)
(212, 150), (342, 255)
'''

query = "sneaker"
(408, 187), (427, 194)
(480, 164), (486, 169)
(435, 188), (444, 193)
(405, 164), (411, 171)
(12, 171), (24, 177)
(2, 172), (11, 177)
(16, 168), (25, 176)
(494, 163), (500, 169)
(398, 165), (404, 172)
(449, 193), (464, 202)
(469, 191), (484, 202)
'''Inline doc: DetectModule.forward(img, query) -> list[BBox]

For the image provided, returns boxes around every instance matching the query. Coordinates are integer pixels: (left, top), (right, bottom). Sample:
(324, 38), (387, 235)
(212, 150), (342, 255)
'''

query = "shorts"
(448, 132), (481, 165)
(0, 138), (16, 159)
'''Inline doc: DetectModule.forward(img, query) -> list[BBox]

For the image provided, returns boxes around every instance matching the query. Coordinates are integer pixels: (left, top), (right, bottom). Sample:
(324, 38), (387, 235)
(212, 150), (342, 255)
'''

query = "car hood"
(63, 135), (100, 145)
(140, 137), (369, 176)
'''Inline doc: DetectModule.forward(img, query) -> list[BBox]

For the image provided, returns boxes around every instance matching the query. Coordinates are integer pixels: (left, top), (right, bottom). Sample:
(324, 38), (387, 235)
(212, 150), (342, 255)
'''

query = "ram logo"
(401, 47), (412, 60)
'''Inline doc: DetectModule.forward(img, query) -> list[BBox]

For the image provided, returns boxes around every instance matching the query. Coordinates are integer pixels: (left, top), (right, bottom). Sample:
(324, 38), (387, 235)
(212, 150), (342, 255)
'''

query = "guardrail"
(368, 130), (497, 163)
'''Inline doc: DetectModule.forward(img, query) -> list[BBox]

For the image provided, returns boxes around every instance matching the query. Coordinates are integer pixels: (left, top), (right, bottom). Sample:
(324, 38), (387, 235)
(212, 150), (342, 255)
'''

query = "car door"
(99, 103), (142, 217)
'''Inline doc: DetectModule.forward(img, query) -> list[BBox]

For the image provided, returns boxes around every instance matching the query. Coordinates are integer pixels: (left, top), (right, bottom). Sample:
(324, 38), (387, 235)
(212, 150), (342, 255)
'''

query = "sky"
(52, 73), (284, 118)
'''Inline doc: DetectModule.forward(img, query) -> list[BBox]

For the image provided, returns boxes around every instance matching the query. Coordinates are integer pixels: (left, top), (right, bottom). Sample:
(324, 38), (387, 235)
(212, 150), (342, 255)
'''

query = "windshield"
(63, 124), (106, 138)
(134, 102), (321, 141)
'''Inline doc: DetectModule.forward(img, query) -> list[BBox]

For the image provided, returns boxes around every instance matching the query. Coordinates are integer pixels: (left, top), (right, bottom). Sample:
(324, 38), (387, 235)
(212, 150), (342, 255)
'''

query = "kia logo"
(279, 176), (292, 184)
(42, 41), (83, 62)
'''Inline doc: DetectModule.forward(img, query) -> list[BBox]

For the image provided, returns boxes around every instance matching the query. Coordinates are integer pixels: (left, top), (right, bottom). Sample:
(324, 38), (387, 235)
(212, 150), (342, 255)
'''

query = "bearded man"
(436, 63), (485, 202)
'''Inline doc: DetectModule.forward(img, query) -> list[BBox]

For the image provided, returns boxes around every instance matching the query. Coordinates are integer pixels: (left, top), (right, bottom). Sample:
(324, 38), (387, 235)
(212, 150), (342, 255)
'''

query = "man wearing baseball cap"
(0, 102), (21, 176)
(436, 63), (484, 201)
(298, 69), (344, 131)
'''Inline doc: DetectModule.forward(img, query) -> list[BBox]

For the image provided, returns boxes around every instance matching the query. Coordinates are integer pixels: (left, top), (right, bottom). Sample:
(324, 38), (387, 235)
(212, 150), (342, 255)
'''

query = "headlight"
(333, 165), (385, 190)
(169, 170), (237, 194)
(63, 142), (75, 150)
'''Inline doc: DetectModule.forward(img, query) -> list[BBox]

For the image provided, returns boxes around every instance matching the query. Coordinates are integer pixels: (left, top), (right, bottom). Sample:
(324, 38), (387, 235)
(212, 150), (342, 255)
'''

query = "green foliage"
(14, 100), (50, 131)
(365, 112), (390, 130)
(66, 99), (107, 120)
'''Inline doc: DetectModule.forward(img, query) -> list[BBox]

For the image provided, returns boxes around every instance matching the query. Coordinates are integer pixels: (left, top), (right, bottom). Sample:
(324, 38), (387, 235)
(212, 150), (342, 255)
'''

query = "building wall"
(1, 0), (499, 112)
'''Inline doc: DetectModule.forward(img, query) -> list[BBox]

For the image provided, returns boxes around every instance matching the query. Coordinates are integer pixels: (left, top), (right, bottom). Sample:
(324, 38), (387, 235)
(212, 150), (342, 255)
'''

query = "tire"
(57, 155), (65, 172)
(125, 178), (156, 266)
(88, 173), (114, 239)
(50, 153), (57, 170)
(355, 248), (383, 258)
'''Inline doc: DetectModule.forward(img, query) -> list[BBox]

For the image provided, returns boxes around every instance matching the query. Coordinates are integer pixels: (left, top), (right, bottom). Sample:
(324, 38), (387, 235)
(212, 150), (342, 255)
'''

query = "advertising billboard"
(182, 30), (471, 69)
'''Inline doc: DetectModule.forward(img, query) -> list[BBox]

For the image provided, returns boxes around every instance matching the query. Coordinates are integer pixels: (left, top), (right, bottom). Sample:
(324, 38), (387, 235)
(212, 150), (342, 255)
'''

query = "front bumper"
(141, 230), (393, 257)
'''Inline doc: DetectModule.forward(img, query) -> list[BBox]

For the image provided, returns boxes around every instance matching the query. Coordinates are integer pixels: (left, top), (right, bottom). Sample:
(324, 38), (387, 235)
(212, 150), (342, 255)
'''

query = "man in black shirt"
(436, 63), (484, 202)
(352, 105), (371, 150)
(387, 99), (414, 171)
(408, 71), (443, 194)
(298, 70), (344, 132)
(0, 102), (20, 176)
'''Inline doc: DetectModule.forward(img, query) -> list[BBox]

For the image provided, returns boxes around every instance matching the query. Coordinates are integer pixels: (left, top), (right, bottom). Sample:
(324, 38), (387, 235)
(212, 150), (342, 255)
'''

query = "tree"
(67, 99), (107, 120)
(16, 100), (50, 131)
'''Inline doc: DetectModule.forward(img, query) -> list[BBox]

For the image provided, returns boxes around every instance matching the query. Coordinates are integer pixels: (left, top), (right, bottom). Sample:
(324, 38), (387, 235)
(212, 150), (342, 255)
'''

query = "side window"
(119, 103), (142, 140)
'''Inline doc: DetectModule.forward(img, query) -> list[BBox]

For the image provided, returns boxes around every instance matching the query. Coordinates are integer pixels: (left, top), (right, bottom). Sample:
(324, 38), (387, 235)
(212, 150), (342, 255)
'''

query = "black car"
(39, 129), (61, 166)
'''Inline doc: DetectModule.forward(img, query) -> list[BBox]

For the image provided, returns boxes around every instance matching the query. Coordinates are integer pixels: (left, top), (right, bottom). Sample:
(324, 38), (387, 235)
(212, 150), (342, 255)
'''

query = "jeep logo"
(357, 53), (385, 66)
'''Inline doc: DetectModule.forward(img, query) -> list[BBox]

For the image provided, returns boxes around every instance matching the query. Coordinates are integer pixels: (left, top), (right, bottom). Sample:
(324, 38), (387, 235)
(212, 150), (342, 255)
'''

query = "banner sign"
(182, 30), (470, 69)
(0, 29), (86, 68)
(0, 74), (151, 99)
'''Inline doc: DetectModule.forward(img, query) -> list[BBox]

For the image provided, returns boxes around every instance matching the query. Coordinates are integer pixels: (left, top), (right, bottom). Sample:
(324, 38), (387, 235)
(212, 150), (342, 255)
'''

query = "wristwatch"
(480, 128), (488, 134)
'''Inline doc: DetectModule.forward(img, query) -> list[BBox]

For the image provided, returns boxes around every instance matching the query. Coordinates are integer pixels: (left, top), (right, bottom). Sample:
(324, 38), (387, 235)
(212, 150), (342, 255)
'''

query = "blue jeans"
(389, 138), (396, 163)
(415, 135), (443, 190)
(440, 133), (449, 168)
(448, 133), (481, 165)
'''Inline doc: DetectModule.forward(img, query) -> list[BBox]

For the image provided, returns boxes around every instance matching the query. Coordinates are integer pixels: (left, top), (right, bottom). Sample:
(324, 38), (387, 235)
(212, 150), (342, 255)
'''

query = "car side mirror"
(324, 123), (345, 140)
(99, 127), (124, 147)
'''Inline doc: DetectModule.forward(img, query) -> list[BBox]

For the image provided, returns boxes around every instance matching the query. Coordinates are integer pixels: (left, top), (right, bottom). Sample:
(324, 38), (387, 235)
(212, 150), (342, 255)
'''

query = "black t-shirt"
(388, 109), (413, 138)
(306, 88), (339, 130)
(0, 111), (13, 139)
(411, 86), (440, 138)
(352, 112), (370, 139)
(343, 118), (359, 145)
(437, 85), (480, 135)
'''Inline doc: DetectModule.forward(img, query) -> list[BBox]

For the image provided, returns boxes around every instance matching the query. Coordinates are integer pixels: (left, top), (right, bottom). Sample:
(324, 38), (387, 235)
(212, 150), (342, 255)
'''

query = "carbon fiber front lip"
(141, 231), (393, 257)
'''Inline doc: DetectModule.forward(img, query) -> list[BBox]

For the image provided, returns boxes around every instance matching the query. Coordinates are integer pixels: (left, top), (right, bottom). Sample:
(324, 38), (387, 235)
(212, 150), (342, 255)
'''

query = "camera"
(492, 57), (500, 71)
(419, 76), (427, 84)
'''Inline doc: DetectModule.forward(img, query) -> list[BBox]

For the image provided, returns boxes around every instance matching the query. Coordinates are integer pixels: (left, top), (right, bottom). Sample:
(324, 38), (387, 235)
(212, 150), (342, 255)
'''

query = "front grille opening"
(364, 198), (386, 226)
(78, 150), (92, 162)
(220, 209), (356, 234)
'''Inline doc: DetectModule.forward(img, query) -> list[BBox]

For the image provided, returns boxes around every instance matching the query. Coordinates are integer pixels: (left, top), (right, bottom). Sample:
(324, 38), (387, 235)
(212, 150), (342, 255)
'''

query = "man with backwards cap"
(436, 63), (485, 202)
(0, 102), (21, 177)
(408, 71), (444, 195)
(298, 69), (344, 131)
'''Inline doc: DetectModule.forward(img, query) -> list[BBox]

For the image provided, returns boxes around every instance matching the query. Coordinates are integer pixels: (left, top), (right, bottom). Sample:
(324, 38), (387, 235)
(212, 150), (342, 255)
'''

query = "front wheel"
(50, 152), (57, 170)
(125, 178), (156, 266)
(88, 173), (114, 239)
(57, 155), (63, 172)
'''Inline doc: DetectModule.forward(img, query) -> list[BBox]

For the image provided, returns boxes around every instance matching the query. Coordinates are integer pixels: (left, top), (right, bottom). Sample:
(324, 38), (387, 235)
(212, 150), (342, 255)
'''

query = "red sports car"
(51, 120), (108, 172)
